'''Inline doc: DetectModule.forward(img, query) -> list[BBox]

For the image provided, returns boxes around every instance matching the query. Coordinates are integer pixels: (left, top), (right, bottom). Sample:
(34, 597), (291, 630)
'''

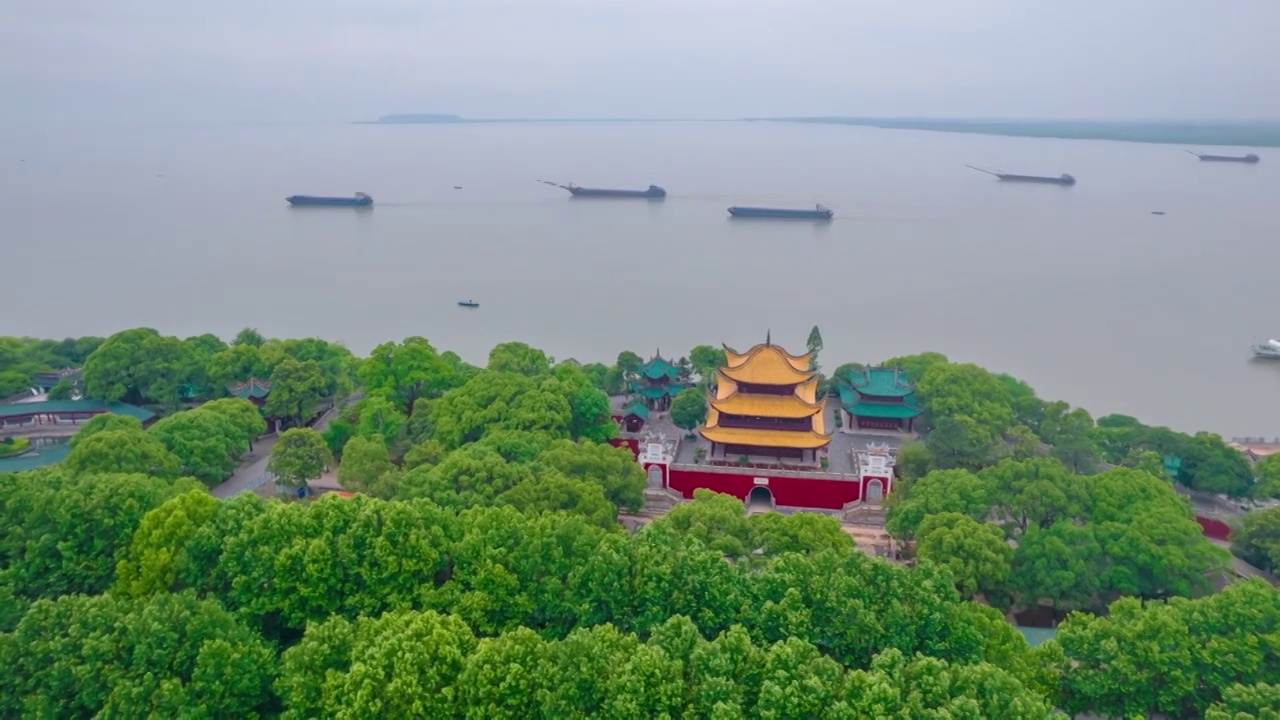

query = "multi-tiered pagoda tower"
(629, 352), (688, 411)
(698, 338), (832, 463)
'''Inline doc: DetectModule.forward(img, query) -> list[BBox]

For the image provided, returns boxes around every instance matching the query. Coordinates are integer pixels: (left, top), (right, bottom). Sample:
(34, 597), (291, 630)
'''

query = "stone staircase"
(841, 502), (886, 527)
(617, 488), (685, 530)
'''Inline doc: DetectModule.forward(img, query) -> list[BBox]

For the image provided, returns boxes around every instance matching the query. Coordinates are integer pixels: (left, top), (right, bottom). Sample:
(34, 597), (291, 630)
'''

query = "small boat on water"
(1252, 339), (1280, 359)
(540, 180), (666, 199)
(966, 166), (1076, 186)
(457, 300), (480, 308)
(1185, 150), (1261, 164)
(286, 192), (373, 207)
(727, 204), (834, 220)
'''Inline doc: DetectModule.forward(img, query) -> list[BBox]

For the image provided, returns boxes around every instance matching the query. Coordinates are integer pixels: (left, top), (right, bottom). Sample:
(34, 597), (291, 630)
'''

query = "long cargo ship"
(286, 192), (373, 207)
(1185, 150), (1261, 163)
(966, 166), (1076, 185)
(727, 204), (833, 220)
(541, 181), (666, 198)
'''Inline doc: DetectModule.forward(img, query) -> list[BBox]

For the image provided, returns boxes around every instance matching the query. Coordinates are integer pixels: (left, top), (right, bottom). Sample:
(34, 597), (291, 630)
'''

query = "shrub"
(0, 436), (31, 458)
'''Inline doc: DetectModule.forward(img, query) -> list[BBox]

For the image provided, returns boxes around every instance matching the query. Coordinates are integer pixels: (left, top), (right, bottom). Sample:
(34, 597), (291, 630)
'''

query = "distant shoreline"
(760, 117), (1280, 148)
(353, 114), (1280, 148)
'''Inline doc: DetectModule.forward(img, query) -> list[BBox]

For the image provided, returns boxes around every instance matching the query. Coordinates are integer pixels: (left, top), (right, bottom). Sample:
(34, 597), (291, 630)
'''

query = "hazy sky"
(2, 0), (1276, 124)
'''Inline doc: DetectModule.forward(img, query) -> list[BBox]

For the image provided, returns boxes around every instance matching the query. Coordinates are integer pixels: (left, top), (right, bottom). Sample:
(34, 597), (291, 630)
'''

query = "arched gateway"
(747, 485), (775, 509)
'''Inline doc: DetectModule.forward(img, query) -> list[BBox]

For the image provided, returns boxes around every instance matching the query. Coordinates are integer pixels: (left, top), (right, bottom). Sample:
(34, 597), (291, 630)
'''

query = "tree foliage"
(268, 428), (332, 490)
(82, 328), (195, 407)
(66, 412), (144, 449)
(0, 591), (276, 717)
(149, 408), (245, 484)
(0, 335), (102, 396)
(915, 512), (1013, 602)
(358, 336), (454, 414)
(487, 341), (551, 376)
(534, 438), (646, 511)
(1043, 580), (1280, 719)
(0, 469), (197, 602)
(429, 371), (573, 449)
(263, 357), (329, 426)
(1234, 505), (1280, 573)
(199, 397), (268, 449)
(888, 460), (1228, 613)
(670, 384), (707, 432)
(64, 428), (182, 479)
(688, 344), (727, 380)
(337, 435), (397, 499)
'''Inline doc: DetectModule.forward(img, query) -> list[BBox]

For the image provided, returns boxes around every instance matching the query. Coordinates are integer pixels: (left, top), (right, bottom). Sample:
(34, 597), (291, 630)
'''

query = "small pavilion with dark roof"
(836, 366), (924, 431)
(620, 399), (650, 432)
(228, 378), (276, 431)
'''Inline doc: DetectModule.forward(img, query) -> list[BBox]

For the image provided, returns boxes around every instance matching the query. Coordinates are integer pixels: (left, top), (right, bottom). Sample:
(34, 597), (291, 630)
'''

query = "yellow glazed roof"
(717, 343), (816, 386)
(713, 376), (739, 400)
(710, 393), (822, 419)
(795, 377), (819, 403)
(724, 342), (813, 372)
(699, 426), (833, 450)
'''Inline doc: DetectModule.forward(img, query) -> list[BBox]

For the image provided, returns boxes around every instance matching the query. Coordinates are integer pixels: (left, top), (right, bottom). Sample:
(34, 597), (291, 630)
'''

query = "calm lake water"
(2, 121), (1278, 437)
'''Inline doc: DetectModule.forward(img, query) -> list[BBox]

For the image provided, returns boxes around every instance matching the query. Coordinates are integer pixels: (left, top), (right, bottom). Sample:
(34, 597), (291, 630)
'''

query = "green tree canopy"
(1233, 505), (1280, 573)
(0, 591), (276, 718)
(885, 468), (990, 540)
(915, 512), (1013, 602)
(268, 427), (332, 490)
(82, 328), (194, 407)
(926, 414), (996, 469)
(396, 444), (536, 509)
(1205, 683), (1280, 720)
(199, 397), (268, 449)
(670, 384), (707, 432)
(0, 469), (198, 602)
(66, 412), (144, 449)
(688, 345), (727, 380)
(149, 408), (245, 484)
(615, 350), (643, 381)
(1044, 580), (1280, 719)
(917, 361), (1014, 433)
(64, 428), (182, 479)
(880, 351), (949, 388)
(358, 336), (454, 414)
(232, 327), (266, 347)
(276, 610), (477, 719)
(354, 394), (408, 446)
(552, 364), (617, 442)
(1010, 521), (1103, 613)
(534, 438), (646, 511)
(1253, 453), (1280, 499)
(487, 341), (551, 376)
(497, 471), (618, 528)
(45, 379), (74, 400)
(429, 371), (573, 449)
(114, 490), (222, 598)
(337, 435), (397, 499)
(263, 357), (328, 427)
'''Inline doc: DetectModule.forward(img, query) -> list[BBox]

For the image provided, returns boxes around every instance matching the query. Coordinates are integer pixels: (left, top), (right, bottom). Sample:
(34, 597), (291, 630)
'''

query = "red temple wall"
(1195, 516), (1231, 542)
(610, 437), (640, 459)
(667, 467), (863, 510)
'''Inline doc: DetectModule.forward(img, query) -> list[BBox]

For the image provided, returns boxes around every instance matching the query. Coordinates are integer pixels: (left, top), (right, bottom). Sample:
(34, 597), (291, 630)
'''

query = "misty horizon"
(2, 0), (1277, 127)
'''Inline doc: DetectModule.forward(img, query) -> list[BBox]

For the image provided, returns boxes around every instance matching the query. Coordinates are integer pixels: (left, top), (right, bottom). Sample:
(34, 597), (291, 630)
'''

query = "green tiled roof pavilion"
(836, 366), (923, 429)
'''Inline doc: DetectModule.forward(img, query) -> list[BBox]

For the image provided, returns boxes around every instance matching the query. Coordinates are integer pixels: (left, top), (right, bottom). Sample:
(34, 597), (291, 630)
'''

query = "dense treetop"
(3, 329), (1279, 717)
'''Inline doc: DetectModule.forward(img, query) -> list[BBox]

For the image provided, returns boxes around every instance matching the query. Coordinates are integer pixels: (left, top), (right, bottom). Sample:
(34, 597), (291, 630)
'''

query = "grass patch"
(0, 437), (31, 459)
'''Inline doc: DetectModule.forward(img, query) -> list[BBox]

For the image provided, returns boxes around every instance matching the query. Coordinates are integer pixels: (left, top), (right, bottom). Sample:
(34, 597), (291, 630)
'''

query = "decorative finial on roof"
(766, 329), (771, 346)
